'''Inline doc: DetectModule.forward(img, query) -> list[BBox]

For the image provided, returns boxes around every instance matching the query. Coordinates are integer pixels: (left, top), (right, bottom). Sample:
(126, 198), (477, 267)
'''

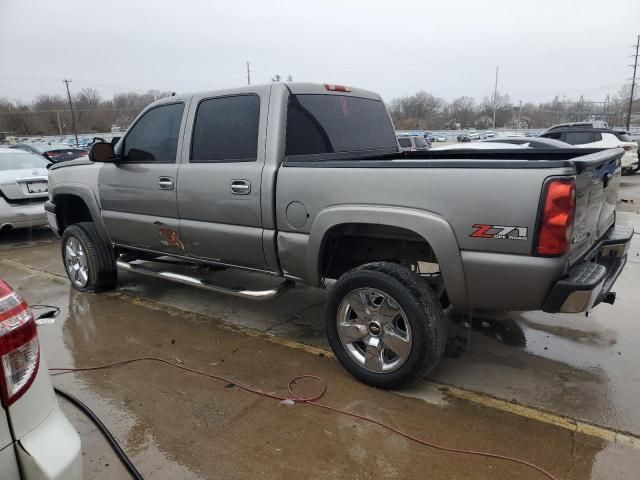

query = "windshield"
(0, 151), (50, 171)
(285, 94), (397, 157)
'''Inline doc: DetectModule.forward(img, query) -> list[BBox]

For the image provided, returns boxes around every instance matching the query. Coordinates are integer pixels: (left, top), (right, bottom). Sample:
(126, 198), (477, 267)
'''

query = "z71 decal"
(470, 224), (528, 241)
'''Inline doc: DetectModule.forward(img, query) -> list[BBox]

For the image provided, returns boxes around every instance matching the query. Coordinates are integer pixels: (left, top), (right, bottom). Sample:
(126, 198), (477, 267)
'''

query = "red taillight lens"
(0, 280), (39, 407)
(79, 150), (88, 157)
(46, 151), (60, 158)
(324, 83), (352, 92)
(536, 179), (576, 256)
(622, 145), (633, 151)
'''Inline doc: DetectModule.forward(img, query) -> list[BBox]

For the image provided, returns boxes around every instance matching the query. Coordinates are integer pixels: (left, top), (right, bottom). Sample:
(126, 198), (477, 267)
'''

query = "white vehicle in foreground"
(0, 280), (82, 479)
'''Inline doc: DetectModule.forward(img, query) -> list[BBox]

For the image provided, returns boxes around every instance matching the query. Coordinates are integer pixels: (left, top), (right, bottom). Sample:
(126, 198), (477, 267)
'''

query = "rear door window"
(562, 131), (596, 145)
(414, 137), (428, 148)
(124, 103), (184, 163)
(285, 94), (397, 157)
(191, 95), (260, 162)
(398, 138), (412, 148)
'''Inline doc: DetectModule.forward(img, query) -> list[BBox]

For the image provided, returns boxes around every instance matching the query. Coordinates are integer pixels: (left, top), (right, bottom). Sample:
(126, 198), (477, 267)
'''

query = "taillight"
(324, 84), (352, 92)
(46, 151), (60, 159)
(622, 145), (633, 151)
(536, 178), (576, 256)
(79, 151), (88, 157)
(0, 280), (39, 407)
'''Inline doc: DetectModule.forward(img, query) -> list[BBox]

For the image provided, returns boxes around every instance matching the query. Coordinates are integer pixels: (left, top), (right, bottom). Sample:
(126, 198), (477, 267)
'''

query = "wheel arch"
(51, 186), (111, 243)
(307, 206), (468, 311)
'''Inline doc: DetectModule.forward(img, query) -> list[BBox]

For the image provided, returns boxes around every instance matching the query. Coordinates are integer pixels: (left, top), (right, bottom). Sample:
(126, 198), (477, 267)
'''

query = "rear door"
(176, 88), (269, 271)
(99, 101), (187, 253)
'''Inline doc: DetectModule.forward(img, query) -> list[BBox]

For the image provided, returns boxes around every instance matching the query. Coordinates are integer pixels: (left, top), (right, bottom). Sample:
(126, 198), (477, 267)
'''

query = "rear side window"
(124, 103), (184, 163)
(414, 137), (428, 147)
(562, 131), (595, 145)
(191, 95), (260, 162)
(544, 132), (562, 140)
(398, 138), (412, 148)
(286, 94), (397, 157)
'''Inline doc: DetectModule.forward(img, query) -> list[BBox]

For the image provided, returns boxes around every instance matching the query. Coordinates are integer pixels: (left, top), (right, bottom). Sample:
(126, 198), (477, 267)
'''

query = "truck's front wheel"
(61, 222), (117, 292)
(325, 262), (446, 389)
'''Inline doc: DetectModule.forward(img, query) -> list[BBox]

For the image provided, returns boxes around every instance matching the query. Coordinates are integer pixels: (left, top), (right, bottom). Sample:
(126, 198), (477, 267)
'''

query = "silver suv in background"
(397, 134), (429, 151)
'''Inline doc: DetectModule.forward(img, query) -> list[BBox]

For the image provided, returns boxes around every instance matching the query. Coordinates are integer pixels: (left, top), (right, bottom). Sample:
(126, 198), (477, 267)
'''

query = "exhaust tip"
(603, 292), (616, 305)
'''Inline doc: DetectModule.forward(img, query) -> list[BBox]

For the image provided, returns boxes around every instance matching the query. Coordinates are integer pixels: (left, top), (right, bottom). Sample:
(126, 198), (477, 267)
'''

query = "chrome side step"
(116, 259), (294, 300)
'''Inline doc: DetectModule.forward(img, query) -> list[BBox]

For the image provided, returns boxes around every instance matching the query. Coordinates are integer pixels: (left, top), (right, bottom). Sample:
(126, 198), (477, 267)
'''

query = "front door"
(177, 90), (268, 271)
(99, 101), (187, 254)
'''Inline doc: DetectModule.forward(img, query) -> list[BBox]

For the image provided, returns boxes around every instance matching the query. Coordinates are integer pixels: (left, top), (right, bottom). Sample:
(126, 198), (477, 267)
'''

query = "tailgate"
(567, 148), (624, 265)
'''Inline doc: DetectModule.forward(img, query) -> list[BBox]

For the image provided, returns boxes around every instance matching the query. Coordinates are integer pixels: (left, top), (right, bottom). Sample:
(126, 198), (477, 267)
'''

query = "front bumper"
(0, 197), (47, 230)
(543, 224), (633, 313)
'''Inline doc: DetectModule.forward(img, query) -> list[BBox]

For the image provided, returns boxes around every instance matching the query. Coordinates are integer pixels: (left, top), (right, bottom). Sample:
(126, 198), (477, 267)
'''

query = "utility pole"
(492, 66), (499, 129)
(627, 34), (639, 131)
(56, 111), (62, 136)
(246, 62), (251, 85)
(518, 100), (522, 127)
(63, 79), (79, 147)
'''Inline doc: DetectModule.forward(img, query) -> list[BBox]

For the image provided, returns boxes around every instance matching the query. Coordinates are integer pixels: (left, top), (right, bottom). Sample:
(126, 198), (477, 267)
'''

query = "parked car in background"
(485, 130), (495, 138)
(0, 149), (50, 232)
(11, 143), (88, 163)
(539, 128), (638, 174)
(435, 133), (448, 142)
(432, 142), (529, 150)
(457, 133), (471, 142)
(468, 131), (480, 140)
(480, 137), (574, 148)
(424, 131), (435, 143)
(397, 134), (430, 151)
(542, 121), (609, 134)
(0, 279), (82, 479)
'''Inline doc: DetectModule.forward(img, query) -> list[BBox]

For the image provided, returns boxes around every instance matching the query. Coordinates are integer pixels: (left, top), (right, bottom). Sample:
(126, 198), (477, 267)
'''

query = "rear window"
(285, 94), (397, 157)
(562, 131), (596, 145)
(414, 137), (428, 147)
(398, 138), (412, 148)
(0, 152), (49, 171)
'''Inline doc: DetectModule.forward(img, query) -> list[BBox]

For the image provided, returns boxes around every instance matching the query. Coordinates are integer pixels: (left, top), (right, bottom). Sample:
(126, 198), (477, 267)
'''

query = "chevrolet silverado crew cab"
(45, 83), (632, 388)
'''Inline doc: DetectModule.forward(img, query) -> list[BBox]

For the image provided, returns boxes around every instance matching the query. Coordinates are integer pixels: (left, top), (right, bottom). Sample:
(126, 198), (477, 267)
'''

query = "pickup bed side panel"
(276, 164), (574, 311)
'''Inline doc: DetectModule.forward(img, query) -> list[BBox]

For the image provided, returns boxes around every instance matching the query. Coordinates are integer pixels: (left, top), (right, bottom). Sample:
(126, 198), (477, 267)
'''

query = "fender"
(307, 205), (469, 311)
(50, 184), (111, 244)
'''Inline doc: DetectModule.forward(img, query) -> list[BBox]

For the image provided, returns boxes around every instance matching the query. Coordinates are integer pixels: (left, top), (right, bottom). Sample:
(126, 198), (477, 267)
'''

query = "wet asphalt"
(0, 175), (639, 479)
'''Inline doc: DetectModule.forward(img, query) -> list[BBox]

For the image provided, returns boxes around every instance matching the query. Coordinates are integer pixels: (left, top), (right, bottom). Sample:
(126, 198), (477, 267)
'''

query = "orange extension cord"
(50, 357), (559, 480)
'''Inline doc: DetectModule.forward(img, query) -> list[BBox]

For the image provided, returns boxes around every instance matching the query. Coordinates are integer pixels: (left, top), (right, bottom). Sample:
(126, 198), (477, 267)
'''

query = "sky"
(1, 0), (639, 105)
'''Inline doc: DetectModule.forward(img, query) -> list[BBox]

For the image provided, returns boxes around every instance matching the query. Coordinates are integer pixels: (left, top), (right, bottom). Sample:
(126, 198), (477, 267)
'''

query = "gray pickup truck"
(45, 82), (632, 388)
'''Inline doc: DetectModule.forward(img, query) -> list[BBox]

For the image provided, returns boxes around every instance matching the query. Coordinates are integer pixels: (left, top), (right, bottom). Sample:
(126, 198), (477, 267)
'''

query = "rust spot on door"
(158, 227), (185, 250)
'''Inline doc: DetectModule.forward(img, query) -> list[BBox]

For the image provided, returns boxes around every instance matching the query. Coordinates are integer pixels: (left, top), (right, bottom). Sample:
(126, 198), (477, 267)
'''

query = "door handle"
(158, 176), (174, 190)
(230, 179), (251, 195)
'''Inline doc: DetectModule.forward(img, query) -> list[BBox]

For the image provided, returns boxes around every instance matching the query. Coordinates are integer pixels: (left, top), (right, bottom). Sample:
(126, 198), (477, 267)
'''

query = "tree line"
(0, 88), (172, 136)
(0, 85), (637, 136)
(389, 85), (637, 130)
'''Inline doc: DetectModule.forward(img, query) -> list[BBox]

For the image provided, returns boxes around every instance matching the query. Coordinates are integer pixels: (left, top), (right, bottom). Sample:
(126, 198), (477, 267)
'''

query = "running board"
(116, 259), (294, 300)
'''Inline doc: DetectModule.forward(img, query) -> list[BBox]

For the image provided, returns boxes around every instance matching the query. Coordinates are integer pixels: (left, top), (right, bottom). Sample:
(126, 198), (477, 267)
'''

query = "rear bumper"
(0, 198), (47, 231)
(15, 403), (82, 480)
(543, 224), (633, 313)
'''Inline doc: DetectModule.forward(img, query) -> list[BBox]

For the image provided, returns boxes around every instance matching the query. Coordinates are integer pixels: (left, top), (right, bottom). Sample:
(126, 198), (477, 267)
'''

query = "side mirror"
(89, 142), (116, 163)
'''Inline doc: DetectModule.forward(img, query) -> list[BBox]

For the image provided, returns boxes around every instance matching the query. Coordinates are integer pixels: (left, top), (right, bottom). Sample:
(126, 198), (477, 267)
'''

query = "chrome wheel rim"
(337, 288), (412, 373)
(64, 236), (89, 288)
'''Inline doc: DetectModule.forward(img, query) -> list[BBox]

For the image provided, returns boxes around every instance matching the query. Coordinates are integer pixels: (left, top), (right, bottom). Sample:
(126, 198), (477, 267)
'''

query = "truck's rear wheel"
(61, 222), (117, 292)
(325, 262), (446, 389)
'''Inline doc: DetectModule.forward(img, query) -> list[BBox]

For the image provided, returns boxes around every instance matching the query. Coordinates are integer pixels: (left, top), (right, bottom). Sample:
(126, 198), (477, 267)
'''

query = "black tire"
(61, 222), (117, 292)
(325, 262), (446, 389)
